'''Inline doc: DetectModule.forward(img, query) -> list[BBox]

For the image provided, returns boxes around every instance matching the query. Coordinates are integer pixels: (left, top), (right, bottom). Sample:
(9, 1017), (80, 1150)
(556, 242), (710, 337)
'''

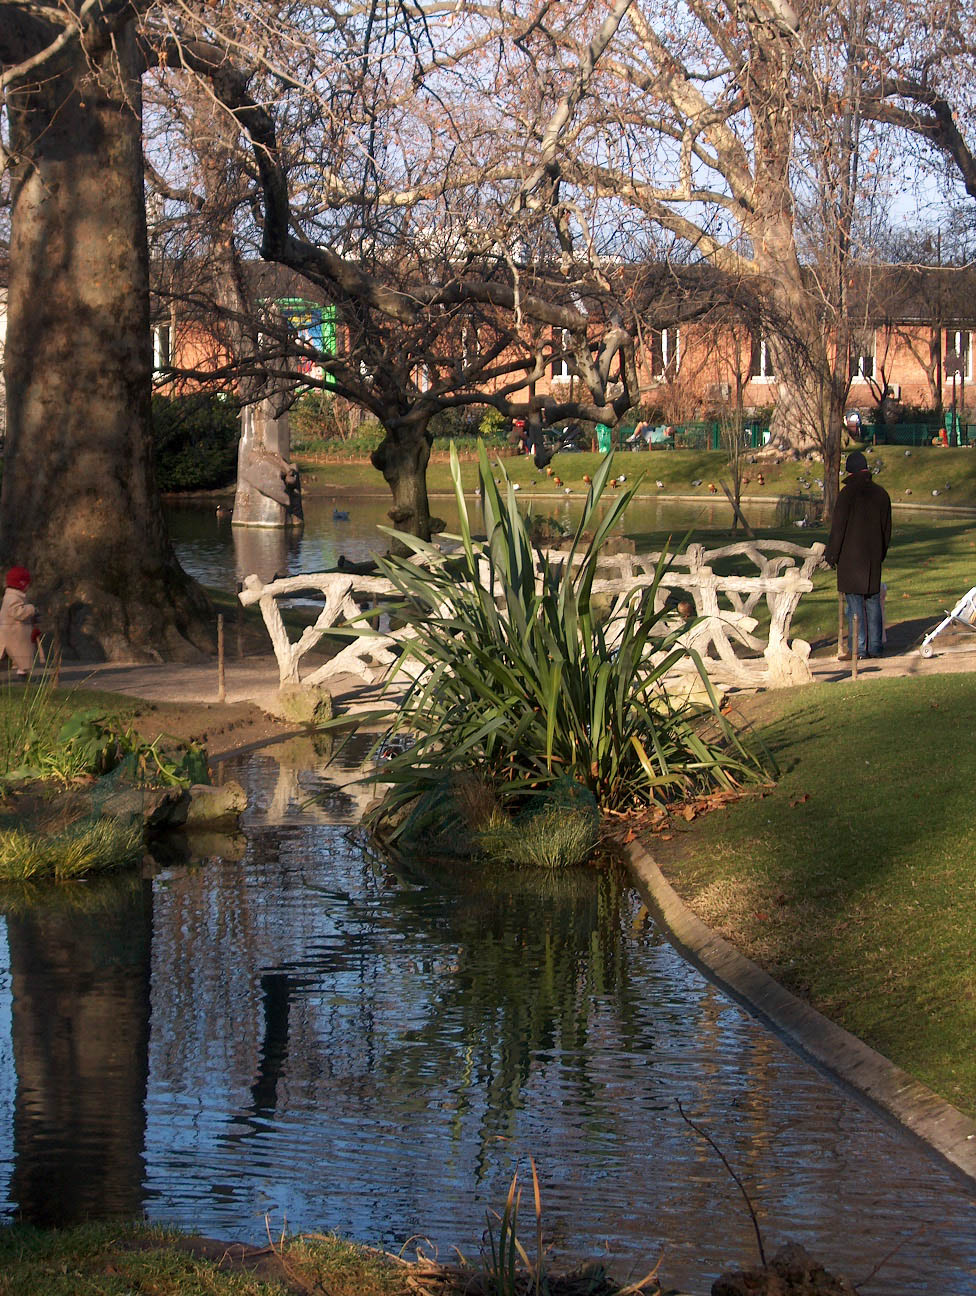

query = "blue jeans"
(845, 592), (883, 656)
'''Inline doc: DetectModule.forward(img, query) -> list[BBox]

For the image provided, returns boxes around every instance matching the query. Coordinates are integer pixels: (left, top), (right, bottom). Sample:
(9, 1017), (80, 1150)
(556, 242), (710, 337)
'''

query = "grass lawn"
(297, 442), (976, 508)
(0, 1221), (638, 1296)
(0, 1224), (429, 1296)
(647, 672), (976, 1117)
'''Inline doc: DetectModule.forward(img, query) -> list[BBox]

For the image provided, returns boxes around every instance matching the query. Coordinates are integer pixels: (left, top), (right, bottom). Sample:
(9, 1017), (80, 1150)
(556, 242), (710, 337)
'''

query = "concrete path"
(49, 626), (976, 714)
(54, 657), (390, 717)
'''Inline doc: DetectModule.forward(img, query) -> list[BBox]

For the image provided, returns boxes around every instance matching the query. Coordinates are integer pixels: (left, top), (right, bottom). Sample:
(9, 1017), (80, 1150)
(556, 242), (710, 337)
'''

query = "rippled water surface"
(166, 491), (778, 594)
(0, 738), (974, 1295)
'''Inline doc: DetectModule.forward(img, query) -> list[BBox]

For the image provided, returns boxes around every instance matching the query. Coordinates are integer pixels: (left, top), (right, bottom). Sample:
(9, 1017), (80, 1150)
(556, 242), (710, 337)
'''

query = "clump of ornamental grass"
(477, 805), (599, 870)
(0, 815), (143, 882)
(339, 443), (769, 859)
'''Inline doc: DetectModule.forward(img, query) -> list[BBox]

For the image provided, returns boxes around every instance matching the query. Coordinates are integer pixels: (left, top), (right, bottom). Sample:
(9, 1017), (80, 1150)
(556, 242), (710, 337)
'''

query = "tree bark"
(371, 422), (434, 553)
(1, 23), (215, 661)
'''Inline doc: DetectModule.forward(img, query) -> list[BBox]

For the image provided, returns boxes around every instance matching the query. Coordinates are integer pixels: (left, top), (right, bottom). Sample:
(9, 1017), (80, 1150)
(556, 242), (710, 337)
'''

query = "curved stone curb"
(626, 841), (976, 1189)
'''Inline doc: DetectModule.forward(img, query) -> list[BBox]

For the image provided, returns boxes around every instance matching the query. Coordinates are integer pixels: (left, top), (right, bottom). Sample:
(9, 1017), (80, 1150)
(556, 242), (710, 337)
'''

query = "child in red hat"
(0, 567), (42, 677)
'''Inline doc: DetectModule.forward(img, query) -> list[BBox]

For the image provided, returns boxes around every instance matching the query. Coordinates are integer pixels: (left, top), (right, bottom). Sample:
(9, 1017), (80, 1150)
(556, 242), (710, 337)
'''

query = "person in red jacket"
(0, 567), (41, 677)
(825, 451), (892, 658)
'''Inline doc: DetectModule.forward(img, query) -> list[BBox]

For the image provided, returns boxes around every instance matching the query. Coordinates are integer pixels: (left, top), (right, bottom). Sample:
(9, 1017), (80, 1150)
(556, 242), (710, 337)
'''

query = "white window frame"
(653, 326), (680, 379)
(152, 323), (171, 371)
(850, 329), (875, 383)
(552, 328), (572, 381)
(462, 321), (480, 370)
(750, 335), (775, 383)
(946, 329), (972, 383)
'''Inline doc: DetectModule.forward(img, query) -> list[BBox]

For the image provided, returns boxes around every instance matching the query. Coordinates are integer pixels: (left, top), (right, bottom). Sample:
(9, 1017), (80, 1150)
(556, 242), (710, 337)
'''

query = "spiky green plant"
(349, 442), (768, 844)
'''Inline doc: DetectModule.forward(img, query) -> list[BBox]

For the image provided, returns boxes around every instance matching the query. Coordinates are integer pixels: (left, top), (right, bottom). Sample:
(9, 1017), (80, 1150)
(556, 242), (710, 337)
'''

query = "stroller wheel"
(919, 642), (934, 659)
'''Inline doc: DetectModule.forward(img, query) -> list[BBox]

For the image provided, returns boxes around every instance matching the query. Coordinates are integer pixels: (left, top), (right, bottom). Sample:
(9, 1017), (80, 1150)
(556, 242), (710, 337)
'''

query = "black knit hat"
(845, 450), (868, 474)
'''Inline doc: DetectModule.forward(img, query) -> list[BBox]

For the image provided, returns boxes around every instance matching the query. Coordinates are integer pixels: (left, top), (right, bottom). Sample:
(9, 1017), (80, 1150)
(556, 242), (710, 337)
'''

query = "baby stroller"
(918, 586), (976, 658)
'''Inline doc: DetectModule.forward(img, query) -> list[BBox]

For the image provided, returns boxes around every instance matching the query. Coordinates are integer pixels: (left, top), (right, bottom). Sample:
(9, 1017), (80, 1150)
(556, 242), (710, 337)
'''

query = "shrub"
(151, 393), (240, 491)
(478, 407), (507, 441)
(289, 390), (377, 448)
(354, 442), (769, 854)
(430, 405), (509, 449)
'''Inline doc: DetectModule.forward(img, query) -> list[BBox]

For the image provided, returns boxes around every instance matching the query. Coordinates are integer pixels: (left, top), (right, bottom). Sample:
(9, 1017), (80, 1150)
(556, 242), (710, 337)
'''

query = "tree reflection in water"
(1, 875), (151, 1224)
(373, 857), (656, 1177)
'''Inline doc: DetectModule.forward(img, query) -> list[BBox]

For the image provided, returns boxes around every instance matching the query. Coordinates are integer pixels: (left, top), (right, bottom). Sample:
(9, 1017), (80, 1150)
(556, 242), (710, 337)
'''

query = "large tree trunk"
(371, 422), (435, 553)
(1, 24), (215, 661)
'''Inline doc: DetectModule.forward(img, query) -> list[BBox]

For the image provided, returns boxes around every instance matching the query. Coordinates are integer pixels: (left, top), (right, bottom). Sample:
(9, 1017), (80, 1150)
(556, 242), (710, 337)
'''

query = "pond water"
(166, 489), (777, 595)
(0, 737), (974, 1295)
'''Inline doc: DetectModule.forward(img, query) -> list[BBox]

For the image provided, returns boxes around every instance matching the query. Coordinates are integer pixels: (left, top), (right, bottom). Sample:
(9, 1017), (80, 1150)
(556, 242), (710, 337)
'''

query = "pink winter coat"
(0, 587), (38, 671)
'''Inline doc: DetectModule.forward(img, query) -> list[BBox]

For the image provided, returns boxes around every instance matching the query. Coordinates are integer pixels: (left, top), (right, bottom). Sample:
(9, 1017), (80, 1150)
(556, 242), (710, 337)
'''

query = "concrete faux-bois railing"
(238, 539), (825, 693)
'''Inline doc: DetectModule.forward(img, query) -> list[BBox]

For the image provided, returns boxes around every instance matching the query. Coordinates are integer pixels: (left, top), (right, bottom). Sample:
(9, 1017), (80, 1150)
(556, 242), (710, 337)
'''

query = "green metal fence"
(672, 421), (769, 450)
(871, 422), (973, 447)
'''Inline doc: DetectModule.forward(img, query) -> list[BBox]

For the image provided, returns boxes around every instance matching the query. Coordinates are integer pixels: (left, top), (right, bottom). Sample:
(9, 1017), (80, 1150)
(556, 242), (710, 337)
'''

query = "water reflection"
(0, 739), (973, 1295)
(167, 493), (775, 596)
(230, 521), (304, 587)
(3, 878), (151, 1224)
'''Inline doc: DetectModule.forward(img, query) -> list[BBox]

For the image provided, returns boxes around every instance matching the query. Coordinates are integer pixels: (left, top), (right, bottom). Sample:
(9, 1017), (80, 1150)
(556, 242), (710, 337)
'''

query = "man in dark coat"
(825, 450), (892, 658)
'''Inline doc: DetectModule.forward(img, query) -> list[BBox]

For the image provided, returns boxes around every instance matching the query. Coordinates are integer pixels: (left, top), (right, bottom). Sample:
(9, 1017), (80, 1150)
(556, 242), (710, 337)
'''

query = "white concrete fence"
(238, 538), (825, 693)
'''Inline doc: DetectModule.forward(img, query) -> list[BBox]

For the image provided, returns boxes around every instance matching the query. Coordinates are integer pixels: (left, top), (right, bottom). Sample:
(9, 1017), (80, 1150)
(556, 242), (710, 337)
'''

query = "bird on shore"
(333, 508), (350, 521)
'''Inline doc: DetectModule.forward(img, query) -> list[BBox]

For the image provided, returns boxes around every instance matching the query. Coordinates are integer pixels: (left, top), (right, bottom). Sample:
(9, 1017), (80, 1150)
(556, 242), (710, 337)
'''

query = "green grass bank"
(297, 442), (976, 508)
(0, 1221), (655, 1296)
(647, 671), (976, 1119)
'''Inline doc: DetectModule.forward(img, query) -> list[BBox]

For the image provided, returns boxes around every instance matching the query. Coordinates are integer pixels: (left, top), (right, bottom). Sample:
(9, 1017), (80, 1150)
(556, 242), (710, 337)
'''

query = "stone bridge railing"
(238, 539), (825, 693)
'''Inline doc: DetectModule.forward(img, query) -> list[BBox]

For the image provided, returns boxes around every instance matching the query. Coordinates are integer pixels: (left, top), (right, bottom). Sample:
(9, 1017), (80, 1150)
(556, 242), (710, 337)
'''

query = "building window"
(462, 322), (479, 369)
(551, 328), (573, 380)
(152, 323), (171, 371)
(850, 329), (875, 382)
(946, 330), (972, 383)
(749, 333), (775, 381)
(650, 326), (680, 378)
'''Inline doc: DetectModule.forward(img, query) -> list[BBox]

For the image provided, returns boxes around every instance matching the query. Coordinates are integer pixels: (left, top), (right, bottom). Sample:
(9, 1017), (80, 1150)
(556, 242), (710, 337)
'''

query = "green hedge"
(151, 393), (240, 491)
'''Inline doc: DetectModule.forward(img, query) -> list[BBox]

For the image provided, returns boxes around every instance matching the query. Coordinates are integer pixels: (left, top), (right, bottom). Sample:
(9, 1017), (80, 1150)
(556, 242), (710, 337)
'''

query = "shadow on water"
(0, 736), (974, 1295)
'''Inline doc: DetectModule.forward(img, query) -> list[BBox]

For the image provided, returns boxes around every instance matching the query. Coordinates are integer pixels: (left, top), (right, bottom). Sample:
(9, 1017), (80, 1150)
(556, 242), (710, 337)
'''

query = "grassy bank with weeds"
(645, 672), (976, 1118)
(296, 442), (976, 508)
(0, 1221), (659, 1296)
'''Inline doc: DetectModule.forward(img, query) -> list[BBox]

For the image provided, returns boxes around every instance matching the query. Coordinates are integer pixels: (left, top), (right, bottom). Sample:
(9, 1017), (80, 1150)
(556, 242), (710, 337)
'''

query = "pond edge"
(626, 841), (976, 1191)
